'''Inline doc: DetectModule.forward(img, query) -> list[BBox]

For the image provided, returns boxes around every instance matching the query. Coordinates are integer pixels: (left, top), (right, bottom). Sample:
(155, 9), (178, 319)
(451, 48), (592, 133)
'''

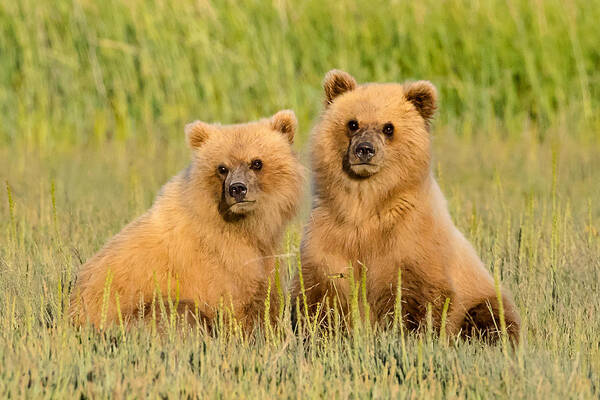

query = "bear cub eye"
(218, 165), (228, 175)
(382, 123), (394, 137)
(347, 120), (359, 132)
(250, 159), (263, 171)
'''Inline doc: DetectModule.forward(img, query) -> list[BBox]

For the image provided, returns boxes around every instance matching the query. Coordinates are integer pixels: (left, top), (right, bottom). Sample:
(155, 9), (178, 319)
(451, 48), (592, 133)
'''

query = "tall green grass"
(1, 0), (600, 397)
(1, 0), (599, 147)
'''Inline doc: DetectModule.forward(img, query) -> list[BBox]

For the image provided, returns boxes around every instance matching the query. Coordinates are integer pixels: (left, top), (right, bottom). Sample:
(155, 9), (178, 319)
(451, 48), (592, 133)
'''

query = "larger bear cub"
(70, 111), (304, 331)
(295, 70), (520, 342)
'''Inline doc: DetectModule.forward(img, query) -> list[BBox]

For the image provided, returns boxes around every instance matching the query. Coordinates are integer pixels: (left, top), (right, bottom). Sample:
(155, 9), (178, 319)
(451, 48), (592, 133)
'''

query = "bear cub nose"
(229, 182), (247, 202)
(355, 142), (375, 162)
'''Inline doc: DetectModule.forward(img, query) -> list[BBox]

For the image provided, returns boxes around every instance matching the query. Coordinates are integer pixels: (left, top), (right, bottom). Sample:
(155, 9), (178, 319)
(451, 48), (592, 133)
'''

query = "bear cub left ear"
(403, 81), (438, 128)
(185, 120), (215, 148)
(323, 69), (357, 106)
(270, 110), (297, 144)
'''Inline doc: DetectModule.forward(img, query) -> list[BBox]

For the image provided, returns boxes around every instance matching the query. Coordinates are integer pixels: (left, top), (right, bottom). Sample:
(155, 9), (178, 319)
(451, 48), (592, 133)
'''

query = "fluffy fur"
(295, 70), (520, 342)
(70, 111), (304, 332)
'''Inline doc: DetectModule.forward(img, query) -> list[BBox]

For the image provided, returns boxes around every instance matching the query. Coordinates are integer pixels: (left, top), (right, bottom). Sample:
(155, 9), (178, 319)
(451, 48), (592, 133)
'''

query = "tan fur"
(295, 70), (520, 343)
(70, 111), (304, 332)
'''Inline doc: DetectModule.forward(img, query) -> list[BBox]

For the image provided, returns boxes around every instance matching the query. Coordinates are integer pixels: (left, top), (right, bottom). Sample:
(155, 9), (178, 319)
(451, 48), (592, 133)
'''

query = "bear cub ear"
(323, 69), (357, 105)
(185, 120), (213, 148)
(403, 81), (438, 128)
(270, 110), (298, 144)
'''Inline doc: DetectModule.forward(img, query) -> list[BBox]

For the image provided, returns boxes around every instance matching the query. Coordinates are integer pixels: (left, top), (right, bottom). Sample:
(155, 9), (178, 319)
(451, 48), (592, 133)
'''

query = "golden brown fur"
(70, 111), (304, 332)
(295, 70), (520, 342)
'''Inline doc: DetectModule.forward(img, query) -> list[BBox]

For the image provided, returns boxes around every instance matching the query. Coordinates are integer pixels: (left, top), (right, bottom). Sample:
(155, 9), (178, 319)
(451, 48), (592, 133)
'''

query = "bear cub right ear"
(270, 110), (298, 144)
(185, 120), (213, 148)
(323, 69), (357, 105)
(403, 81), (438, 128)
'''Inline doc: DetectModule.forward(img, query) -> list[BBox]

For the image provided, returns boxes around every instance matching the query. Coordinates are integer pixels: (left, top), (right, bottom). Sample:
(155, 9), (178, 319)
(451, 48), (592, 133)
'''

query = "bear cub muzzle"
(343, 120), (391, 178)
(218, 161), (261, 217)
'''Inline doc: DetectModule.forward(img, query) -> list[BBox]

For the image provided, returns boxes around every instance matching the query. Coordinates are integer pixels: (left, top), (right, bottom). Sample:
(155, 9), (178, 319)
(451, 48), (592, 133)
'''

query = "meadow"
(1, 0), (599, 398)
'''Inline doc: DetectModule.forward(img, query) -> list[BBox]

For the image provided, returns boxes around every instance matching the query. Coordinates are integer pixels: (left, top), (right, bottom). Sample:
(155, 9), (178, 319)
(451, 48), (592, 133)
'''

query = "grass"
(1, 0), (600, 398)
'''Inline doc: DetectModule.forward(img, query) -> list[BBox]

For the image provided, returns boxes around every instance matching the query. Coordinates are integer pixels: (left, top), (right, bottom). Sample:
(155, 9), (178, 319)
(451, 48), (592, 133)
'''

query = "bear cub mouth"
(227, 200), (257, 214)
(343, 153), (381, 179)
(219, 196), (258, 221)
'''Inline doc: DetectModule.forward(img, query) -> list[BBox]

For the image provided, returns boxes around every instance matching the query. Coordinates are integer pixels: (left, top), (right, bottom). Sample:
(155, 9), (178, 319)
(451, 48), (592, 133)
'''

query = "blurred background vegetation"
(1, 0), (599, 147)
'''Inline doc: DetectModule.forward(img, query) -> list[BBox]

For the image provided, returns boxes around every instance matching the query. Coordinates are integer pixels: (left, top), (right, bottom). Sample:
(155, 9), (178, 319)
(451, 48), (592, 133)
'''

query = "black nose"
(228, 182), (247, 201)
(355, 142), (375, 162)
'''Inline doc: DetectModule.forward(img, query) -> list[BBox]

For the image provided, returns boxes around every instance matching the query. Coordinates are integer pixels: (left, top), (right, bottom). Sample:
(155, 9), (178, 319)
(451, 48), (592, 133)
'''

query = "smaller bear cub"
(70, 111), (304, 332)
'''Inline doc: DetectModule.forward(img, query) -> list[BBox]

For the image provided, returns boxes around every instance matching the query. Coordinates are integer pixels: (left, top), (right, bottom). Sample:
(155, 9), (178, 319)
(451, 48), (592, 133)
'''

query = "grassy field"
(1, 0), (600, 398)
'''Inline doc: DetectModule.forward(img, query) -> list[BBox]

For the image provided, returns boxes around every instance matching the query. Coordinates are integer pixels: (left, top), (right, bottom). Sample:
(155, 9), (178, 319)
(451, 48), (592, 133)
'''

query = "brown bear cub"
(295, 70), (520, 343)
(70, 111), (304, 332)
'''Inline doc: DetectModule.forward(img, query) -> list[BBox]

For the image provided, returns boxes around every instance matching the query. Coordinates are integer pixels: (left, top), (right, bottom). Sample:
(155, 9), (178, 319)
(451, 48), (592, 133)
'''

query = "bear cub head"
(185, 110), (303, 222)
(314, 69), (437, 191)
